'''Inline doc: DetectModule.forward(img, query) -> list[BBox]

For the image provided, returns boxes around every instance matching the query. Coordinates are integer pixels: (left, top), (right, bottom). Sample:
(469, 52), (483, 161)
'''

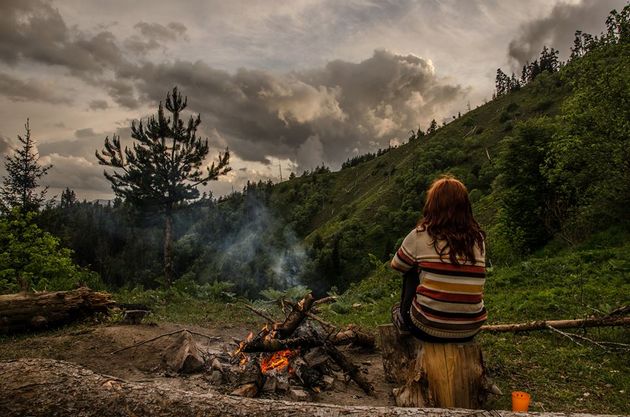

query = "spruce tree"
(0, 119), (51, 214)
(96, 87), (231, 287)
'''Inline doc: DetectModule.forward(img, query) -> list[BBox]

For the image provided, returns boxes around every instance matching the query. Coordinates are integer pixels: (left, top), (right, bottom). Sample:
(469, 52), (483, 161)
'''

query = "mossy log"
(0, 288), (113, 333)
(1, 359), (621, 417)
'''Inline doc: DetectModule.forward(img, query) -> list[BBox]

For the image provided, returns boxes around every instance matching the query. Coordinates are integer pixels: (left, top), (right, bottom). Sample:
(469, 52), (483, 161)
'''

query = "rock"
(289, 388), (310, 401)
(209, 370), (223, 385)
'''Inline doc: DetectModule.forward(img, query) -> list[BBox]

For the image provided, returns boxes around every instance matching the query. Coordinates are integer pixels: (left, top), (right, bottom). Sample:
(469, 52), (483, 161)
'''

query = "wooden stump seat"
(378, 324), (499, 408)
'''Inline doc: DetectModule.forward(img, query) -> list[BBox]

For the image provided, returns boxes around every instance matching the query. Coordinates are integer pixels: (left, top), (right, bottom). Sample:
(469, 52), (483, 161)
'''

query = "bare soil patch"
(0, 322), (396, 406)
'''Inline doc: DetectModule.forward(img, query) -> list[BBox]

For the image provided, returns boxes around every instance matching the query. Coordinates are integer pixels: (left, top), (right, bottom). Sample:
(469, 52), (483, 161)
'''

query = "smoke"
(185, 192), (307, 295)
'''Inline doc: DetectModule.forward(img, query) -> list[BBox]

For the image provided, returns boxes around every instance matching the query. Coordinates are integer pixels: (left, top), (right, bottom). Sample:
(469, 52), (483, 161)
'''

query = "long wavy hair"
(418, 175), (485, 265)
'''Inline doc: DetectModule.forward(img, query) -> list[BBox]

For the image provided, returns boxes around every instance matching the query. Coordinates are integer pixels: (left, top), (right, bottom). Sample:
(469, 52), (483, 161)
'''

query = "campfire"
(206, 293), (375, 400)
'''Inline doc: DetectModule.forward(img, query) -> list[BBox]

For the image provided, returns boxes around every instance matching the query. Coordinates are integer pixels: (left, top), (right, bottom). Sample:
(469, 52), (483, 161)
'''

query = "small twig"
(242, 303), (275, 323)
(110, 329), (220, 355)
(546, 324), (583, 347)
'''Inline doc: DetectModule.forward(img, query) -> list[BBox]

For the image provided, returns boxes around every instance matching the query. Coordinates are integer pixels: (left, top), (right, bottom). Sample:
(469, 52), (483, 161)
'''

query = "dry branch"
(110, 328), (220, 354)
(324, 342), (375, 395)
(481, 316), (630, 333)
(275, 293), (314, 339)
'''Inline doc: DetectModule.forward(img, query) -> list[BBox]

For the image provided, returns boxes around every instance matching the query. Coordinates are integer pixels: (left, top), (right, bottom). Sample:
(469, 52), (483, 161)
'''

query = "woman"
(390, 175), (486, 343)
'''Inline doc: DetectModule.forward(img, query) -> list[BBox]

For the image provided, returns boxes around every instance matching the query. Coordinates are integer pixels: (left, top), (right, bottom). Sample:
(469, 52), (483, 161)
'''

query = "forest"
(0, 4), (629, 415)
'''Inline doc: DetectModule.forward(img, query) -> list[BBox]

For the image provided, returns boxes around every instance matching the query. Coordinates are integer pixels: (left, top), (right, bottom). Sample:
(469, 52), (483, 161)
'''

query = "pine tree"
(96, 87), (231, 287)
(427, 119), (438, 135)
(0, 119), (51, 214)
(60, 187), (77, 208)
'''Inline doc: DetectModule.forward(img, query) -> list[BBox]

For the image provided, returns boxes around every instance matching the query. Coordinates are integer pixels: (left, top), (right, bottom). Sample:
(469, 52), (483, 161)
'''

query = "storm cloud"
(508, 0), (626, 67)
(125, 49), (465, 168)
(0, 72), (71, 104)
(0, 0), (127, 77)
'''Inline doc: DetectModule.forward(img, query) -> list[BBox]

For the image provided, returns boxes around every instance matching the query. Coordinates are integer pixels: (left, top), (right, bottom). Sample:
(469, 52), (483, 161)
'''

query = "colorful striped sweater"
(391, 227), (487, 340)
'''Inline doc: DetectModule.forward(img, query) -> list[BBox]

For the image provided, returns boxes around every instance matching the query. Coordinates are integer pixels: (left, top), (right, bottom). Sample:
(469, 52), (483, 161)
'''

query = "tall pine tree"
(0, 119), (51, 214)
(96, 87), (231, 287)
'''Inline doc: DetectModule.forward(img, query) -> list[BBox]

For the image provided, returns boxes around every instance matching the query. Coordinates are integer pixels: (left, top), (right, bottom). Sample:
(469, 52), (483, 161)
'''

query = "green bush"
(0, 212), (102, 293)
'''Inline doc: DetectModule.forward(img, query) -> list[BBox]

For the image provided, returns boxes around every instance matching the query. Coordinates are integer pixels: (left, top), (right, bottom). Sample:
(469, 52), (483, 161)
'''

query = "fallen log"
(1, 359), (622, 417)
(0, 288), (114, 333)
(481, 316), (630, 333)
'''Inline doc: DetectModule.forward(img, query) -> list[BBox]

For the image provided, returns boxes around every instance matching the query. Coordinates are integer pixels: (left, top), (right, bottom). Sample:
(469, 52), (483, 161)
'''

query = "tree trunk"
(0, 359), (619, 417)
(163, 211), (174, 288)
(378, 324), (496, 408)
(0, 288), (113, 333)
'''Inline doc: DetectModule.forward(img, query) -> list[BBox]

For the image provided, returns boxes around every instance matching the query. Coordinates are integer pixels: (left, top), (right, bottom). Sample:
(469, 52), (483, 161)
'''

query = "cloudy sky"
(0, 0), (624, 200)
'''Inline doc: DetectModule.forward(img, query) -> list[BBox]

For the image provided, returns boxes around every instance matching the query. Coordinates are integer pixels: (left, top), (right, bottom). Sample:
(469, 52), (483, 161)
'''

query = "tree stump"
(378, 324), (498, 408)
(161, 330), (205, 374)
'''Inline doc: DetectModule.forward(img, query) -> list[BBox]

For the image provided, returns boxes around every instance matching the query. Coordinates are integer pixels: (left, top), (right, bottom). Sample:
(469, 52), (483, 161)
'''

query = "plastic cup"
(512, 391), (531, 412)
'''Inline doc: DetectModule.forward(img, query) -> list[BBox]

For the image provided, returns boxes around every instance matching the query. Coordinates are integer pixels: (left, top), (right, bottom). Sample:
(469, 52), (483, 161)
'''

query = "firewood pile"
(206, 293), (376, 401)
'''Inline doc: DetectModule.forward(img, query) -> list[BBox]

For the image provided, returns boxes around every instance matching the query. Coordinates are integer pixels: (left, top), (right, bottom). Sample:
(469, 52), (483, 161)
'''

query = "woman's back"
(391, 175), (487, 342)
(393, 227), (487, 340)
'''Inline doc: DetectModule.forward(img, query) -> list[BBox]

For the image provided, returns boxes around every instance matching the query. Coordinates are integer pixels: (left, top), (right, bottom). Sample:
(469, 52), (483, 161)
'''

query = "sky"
(0, 0), (625, 200)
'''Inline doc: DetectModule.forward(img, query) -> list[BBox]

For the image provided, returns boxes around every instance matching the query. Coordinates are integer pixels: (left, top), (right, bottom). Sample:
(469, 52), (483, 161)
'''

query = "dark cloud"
(124, 21), (188, 55)
(134, 21), (188, 42)
(508, 0), (626, 67)
(0, 0), (128, 76)
(103, 79), (140, 109)
(88, 99), (109, 110)
(0, 72), (71, 104)
(124, 49), (466, 169)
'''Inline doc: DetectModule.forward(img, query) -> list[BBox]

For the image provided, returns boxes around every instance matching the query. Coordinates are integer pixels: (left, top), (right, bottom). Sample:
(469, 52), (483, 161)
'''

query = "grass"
(315, 239), (630, 414)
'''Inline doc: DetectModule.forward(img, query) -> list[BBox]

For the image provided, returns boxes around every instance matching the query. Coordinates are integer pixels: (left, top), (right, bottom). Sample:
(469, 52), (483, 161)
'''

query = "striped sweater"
(391, 227), (487, 340)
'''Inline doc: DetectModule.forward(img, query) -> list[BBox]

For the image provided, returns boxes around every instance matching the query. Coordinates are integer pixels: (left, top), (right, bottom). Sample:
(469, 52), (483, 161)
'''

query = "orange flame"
(260, 349), (299, 374)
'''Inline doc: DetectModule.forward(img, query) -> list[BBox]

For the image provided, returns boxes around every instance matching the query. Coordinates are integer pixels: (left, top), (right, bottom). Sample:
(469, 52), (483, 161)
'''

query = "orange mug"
(512, 391), (531, 412)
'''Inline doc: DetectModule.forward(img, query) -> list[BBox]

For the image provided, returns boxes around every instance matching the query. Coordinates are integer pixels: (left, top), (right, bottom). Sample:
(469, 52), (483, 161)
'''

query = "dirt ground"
(0, 321), (397, 407)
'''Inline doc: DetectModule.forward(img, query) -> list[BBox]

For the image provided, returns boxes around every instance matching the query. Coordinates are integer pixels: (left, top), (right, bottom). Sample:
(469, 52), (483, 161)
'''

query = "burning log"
(241, 336), (324, 353)
(231, 357), (264, 397)
(233, 292), (376, 398)
(0, 288), (114, 333)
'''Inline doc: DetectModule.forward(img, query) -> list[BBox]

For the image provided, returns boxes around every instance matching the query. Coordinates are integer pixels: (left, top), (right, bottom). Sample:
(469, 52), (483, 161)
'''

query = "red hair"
(418, 175), (485, 265)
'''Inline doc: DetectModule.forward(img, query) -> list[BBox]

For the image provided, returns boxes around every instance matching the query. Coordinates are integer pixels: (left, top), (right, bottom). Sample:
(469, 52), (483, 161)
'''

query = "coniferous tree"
(0, 119), (51, 214)
(96, 87), (231, 287)
(60, 187), (77, 208)
(427, 119), (438, 134)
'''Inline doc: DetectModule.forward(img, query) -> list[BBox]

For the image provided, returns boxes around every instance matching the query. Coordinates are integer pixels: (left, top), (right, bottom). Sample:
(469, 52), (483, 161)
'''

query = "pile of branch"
(233, 293), (375, 397)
